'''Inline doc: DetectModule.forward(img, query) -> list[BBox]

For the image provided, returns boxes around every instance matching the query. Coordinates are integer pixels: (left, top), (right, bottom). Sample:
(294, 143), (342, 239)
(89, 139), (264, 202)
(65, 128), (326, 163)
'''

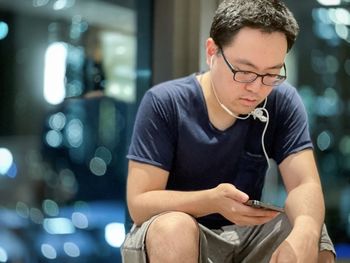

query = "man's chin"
(238, 107), (256, 116)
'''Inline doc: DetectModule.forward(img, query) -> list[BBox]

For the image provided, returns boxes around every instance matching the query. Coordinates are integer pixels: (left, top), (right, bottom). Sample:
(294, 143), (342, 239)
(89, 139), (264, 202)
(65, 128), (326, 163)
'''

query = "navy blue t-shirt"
(127, 73), (313, 229)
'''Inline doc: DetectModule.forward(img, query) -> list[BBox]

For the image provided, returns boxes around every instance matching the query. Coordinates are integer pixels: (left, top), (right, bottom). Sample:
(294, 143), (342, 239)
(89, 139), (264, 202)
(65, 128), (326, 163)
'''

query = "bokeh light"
(0, 21), (9, 40)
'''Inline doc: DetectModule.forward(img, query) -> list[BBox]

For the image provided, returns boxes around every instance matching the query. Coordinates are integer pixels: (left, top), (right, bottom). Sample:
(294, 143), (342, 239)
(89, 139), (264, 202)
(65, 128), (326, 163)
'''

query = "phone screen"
(245, 200), (284, 213)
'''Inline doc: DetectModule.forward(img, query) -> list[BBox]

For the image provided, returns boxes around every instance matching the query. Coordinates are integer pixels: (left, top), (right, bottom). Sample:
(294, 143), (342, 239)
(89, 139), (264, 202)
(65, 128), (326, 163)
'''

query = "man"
(121, 0), (336, 262)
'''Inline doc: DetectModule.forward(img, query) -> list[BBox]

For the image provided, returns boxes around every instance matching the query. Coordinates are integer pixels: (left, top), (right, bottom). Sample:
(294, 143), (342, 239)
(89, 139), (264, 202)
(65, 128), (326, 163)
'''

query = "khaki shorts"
(121, 212), (335, 263)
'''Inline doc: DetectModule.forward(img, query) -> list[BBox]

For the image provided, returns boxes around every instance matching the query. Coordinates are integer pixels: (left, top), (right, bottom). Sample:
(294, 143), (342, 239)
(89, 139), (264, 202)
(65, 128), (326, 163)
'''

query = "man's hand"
(212, 183), (279, 226)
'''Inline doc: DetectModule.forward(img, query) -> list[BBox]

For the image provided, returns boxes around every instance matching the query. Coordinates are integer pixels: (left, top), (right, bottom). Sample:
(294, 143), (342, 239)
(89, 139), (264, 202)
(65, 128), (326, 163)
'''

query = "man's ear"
(205, 38), (218, 67)
(206, 38), (218, 56)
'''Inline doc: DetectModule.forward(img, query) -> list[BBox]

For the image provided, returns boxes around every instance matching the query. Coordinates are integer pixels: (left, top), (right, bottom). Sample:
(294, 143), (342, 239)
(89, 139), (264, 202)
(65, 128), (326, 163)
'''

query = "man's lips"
(239, 97), (258, 106)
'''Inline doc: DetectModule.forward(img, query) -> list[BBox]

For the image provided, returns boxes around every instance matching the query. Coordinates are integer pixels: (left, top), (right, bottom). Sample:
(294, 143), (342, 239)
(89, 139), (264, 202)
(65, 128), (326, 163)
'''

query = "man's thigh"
(200, 213), (335, 263)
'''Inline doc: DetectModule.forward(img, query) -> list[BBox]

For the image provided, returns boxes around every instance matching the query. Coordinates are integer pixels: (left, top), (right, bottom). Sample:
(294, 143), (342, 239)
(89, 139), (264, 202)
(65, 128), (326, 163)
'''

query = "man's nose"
(245, 76), (264, 93)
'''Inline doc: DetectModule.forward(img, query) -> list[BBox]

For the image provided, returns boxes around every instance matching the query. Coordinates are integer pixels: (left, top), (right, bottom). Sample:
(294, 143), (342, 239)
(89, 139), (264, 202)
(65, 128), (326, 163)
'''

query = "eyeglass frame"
(219, 48), (287, 86)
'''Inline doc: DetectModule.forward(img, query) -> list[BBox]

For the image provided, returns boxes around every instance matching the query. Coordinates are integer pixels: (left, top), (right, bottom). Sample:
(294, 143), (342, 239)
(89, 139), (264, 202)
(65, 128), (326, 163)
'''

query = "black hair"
(210, 0), (299, 51)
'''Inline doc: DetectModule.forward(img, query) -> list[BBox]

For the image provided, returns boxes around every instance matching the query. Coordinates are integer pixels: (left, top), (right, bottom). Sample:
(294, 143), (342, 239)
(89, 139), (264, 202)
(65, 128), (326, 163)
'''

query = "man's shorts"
(121, 212), (335, 263)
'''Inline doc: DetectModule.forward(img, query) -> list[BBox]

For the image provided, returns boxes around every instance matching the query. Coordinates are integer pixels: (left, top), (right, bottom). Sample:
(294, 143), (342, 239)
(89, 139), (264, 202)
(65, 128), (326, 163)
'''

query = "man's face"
(208, 27), (288, 115)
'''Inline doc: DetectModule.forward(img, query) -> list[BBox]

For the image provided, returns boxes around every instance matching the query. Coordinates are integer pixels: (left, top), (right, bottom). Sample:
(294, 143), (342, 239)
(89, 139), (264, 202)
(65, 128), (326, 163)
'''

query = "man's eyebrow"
(233, 58), (284, 70)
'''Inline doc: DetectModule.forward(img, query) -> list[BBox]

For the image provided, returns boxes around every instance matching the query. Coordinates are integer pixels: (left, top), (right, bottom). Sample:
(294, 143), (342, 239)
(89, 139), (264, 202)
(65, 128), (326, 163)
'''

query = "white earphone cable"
(259, 107), (271, 171)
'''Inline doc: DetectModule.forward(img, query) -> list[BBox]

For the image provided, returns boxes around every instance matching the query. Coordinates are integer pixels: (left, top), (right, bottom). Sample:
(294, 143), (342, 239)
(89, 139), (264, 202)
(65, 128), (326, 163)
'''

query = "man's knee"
(145, 212), (200, 260)
(146, 212), (199, 243)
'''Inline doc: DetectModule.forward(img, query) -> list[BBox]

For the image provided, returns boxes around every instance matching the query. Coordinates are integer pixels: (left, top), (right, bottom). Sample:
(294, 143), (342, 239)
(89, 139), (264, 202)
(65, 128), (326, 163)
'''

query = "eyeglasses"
(220, 48), (287, 86)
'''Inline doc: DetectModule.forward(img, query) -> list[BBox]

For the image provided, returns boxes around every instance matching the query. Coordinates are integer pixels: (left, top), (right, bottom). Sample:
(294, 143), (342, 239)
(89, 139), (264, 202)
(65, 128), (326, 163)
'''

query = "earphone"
(251, 107), (268, 122)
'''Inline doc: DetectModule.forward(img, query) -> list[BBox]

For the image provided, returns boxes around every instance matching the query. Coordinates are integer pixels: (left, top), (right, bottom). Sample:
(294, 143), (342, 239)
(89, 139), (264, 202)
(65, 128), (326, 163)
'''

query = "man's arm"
(126, 160), (218, 225)
(126, 160), (278, 226)
(272, 149), (325, 262)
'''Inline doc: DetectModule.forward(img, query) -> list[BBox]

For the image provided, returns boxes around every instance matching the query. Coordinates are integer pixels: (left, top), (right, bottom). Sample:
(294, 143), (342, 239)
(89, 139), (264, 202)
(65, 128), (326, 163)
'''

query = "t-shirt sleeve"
(127, 90), (177, 171)
(272, 87), (313, 164)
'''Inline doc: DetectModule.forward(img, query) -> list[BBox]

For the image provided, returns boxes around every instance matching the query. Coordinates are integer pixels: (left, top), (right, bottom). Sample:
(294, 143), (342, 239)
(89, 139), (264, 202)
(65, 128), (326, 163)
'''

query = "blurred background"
(0, 0), (349, 262)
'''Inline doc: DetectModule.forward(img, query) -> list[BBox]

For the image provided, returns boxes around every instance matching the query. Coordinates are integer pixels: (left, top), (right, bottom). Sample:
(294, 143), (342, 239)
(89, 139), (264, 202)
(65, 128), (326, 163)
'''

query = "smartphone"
(245, 200), (284, 213)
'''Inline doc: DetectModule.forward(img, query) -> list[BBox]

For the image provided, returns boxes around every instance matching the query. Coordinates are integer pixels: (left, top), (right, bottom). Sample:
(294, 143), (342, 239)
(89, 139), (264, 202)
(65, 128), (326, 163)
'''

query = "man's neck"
(197, 72), (237, 131)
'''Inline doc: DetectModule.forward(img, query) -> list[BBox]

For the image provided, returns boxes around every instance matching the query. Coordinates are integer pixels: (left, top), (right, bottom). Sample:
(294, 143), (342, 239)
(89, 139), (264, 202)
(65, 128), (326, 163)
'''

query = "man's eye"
(241, 71), (253, 75)
(267, 74), (279, 78)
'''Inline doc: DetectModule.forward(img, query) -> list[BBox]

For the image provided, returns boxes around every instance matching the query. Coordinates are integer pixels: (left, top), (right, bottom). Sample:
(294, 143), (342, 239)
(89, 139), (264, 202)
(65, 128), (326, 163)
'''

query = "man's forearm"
(128, 189), (216, 226)
(285, 181), (325, 238)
